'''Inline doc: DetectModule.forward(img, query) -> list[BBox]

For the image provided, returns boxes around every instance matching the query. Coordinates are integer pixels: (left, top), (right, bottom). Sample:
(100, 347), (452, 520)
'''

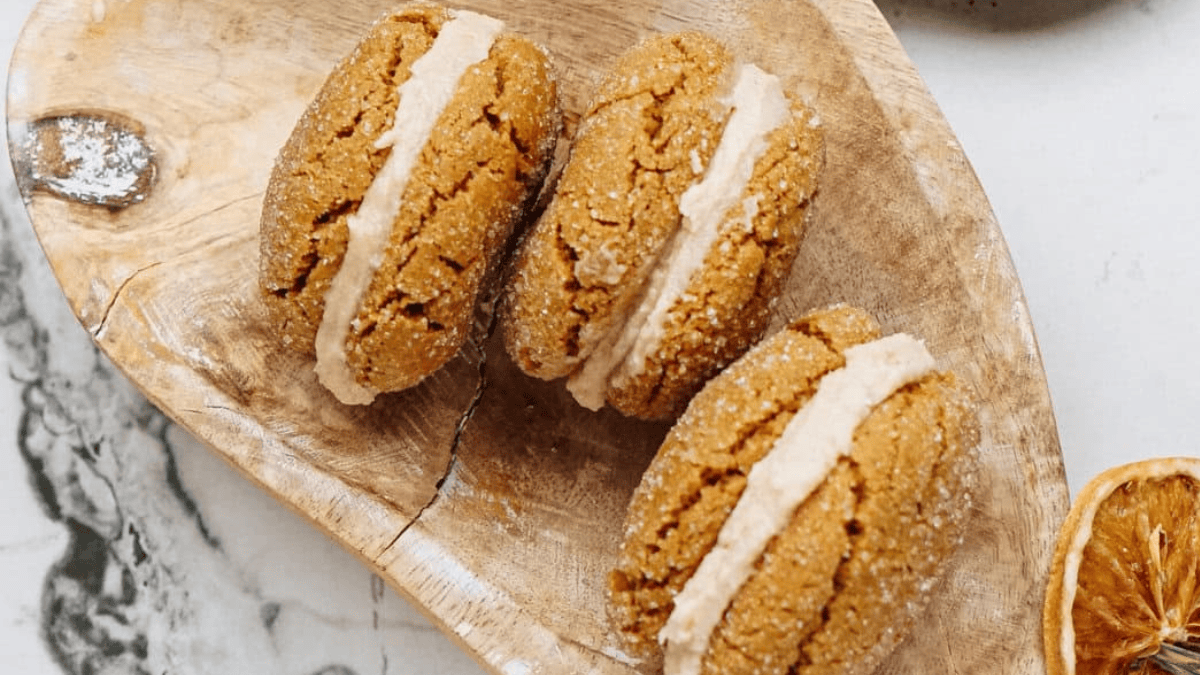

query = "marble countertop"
(3, 0), (1198, 672)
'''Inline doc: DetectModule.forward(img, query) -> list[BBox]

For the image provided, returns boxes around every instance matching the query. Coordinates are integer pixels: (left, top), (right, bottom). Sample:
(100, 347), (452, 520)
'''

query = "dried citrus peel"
(1044, 457), (1200, 675)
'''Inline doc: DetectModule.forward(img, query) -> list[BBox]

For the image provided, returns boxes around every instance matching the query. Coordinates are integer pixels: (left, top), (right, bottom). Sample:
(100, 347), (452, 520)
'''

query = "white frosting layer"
(566, 63), (789, 410)
(313, 10), (504, 405)
(659, 333), (936, 675)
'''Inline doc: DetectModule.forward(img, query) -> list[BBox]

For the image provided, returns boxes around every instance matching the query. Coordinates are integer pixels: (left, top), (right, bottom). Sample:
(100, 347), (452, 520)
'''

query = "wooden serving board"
(7, 0), (1068, 672)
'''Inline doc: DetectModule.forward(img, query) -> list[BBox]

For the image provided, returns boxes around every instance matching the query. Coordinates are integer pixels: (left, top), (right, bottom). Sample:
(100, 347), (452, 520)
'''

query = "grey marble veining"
(0, 187), (484, 673)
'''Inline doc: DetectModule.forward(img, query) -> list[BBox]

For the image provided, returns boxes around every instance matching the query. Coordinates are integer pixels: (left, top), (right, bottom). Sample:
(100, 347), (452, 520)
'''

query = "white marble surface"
(3, 0), (1199, 672)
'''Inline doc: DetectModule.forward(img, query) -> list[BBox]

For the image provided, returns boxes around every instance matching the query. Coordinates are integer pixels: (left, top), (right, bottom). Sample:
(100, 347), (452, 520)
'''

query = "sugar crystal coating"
(259, 4), (560, 398)
(499, 31), (823, 420)
(608, 305), (980, 675)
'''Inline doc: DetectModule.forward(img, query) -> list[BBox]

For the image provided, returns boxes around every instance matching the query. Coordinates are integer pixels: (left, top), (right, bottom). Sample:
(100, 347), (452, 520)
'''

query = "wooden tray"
(7, 0), (1068, 672)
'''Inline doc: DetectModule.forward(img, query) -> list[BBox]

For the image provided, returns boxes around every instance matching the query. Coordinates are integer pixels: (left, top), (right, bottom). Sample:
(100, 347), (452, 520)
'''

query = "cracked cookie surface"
(260, 4), (559, 398)
(608, 305), (979, 675)
(499, 31), (823, 420)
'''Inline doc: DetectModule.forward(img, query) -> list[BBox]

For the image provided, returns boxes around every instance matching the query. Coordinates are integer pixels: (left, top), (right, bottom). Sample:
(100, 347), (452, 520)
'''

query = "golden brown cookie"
(500, 31), (823, 420)
(260, 3), (560, 404)
(609, 305), (979, 675)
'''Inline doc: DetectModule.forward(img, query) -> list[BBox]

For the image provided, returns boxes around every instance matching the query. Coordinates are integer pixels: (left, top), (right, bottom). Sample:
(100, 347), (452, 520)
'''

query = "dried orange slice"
(1044, 457), (1200, 675)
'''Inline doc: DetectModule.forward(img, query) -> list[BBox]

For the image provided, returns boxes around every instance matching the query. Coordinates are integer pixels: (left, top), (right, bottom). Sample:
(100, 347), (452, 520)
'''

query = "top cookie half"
(260, 3), (559, 404)
(499, 31), (823, 420)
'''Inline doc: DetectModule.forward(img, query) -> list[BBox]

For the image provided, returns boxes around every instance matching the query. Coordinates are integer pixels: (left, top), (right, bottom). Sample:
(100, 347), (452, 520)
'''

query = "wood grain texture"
(7, 0), (1068, 673)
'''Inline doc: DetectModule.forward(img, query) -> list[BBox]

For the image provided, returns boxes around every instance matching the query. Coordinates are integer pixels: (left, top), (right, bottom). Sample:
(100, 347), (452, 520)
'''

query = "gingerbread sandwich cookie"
(500, 32), (824, 420)
(260, 4), (560, 404)
(609, 305), (979, 675)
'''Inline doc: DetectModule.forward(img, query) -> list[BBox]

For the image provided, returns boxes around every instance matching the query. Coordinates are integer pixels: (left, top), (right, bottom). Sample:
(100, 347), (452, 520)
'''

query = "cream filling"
(313, 10), (504, 405)
(565, 63), (789, 411)
(659, 333), (936, 675)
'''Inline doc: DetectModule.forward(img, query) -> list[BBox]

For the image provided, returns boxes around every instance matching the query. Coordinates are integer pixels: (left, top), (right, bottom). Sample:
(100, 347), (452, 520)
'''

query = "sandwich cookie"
(500, 32), (823, 420)
(608, 305), (979, 675)
(260, 3), (560, 404)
